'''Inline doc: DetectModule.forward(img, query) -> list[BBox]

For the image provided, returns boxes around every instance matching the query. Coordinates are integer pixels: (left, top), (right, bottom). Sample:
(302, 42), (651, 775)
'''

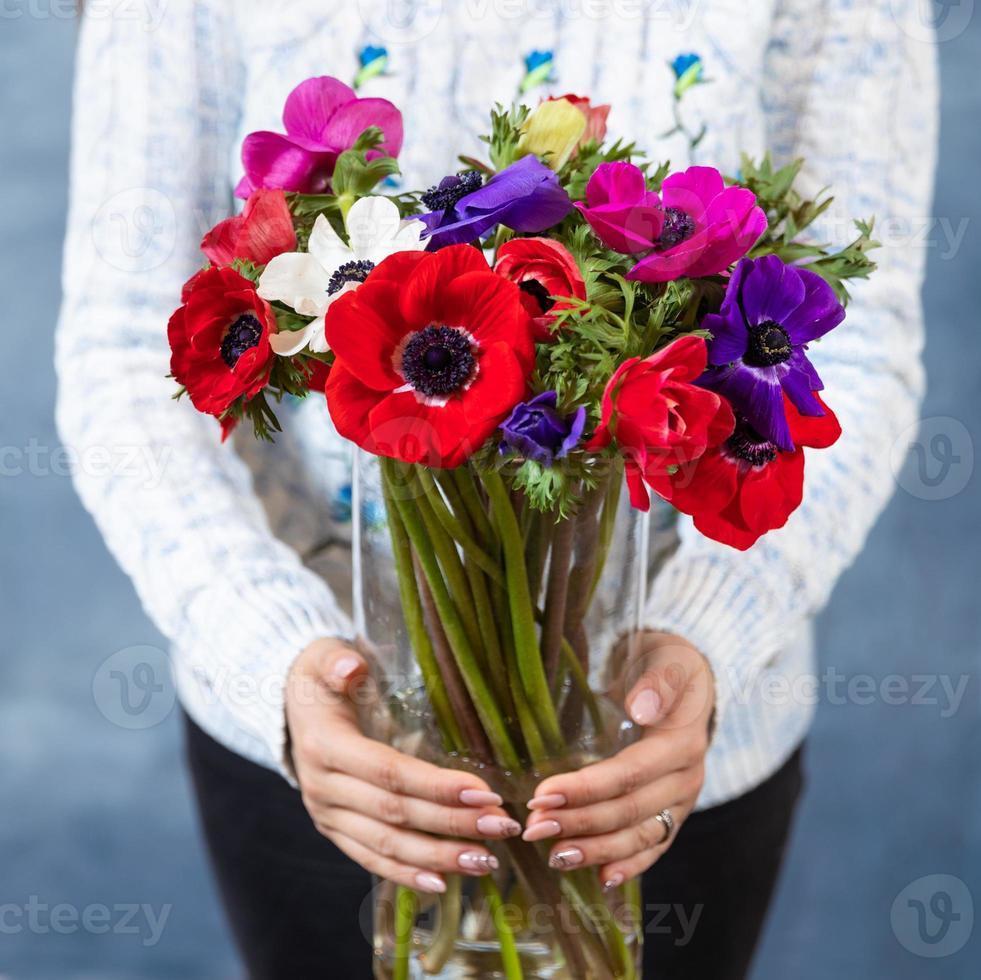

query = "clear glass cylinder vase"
(352, 453), (652, 980)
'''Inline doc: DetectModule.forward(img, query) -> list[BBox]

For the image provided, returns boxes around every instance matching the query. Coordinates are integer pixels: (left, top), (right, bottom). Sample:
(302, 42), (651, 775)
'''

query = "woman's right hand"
(286, 638), (521, 894)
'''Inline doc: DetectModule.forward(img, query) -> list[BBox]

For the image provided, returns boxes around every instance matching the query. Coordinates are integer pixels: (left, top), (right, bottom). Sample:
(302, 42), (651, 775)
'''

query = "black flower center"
(744, 320), (793, 367)
(519, 278), (556, 314)
(400, 325), (476, 397)
(220, 313), (263, 369)
(725, 419), (778, 468)
(659, 207), (697, 249)
(327, 259), (376, 295)
(421, 170), (483, 212)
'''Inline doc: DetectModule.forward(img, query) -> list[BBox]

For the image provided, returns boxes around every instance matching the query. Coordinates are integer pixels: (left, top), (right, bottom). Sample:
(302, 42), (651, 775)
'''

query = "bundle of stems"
(377, 457), (640, 980)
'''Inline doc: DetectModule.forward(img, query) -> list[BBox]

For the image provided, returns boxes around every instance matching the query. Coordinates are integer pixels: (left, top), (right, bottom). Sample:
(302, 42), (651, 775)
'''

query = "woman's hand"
(524, 632), (715, 889)
(286, 638), (522, 894)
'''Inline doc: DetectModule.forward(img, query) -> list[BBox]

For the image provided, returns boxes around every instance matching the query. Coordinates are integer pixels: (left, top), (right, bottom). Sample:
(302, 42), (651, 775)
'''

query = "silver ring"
(654, 808), (675, 844)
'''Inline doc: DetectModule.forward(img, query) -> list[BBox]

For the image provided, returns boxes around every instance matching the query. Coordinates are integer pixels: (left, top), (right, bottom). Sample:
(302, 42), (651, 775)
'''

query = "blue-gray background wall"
(1, 9), (978, 980)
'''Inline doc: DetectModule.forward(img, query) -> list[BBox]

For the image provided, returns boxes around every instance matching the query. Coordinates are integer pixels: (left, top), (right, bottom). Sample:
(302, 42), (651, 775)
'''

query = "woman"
(56, 2), (936, 977)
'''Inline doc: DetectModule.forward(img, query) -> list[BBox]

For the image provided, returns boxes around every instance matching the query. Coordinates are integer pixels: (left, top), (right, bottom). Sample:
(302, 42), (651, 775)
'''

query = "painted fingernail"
(628, 688), (662, 726)
(476, 815), (522, 838)
(460, 789), (504, 808)
(522, 819), (562, 842)
(527, 793), (567, 811)
(549, 846), (584, 870)
(332, 655), (361, 680)
(458, 852), (499, 873)
(414, 872), (447, 894)
(603, 873), (625, 892)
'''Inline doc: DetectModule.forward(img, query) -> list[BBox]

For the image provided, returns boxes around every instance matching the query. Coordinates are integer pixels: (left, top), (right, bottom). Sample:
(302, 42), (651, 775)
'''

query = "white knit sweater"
(56, 0), (937, 808)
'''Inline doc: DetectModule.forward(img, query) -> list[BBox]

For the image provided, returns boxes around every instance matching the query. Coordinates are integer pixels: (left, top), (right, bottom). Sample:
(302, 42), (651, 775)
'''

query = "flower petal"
(239, 131), (330, 197)
(257, 251), (333, 315)
(740, 254), (807, 326)
(282, 76), (356, 142)
(325, 281), (406, 390)
(399, 246), (488, 327)
(269, 319), (319, 356)
(307, 213), (351, 272)
(660, 166), (725, 212)
(781, 267), (846, 343)
(346, 196), (403, 256)
(324, 97), (404, 157)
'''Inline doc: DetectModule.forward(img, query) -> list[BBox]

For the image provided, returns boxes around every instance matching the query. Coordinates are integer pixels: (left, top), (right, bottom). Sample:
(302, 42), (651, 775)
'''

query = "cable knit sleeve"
(644, 0), (938, 725)
(55, 5), (353, 777)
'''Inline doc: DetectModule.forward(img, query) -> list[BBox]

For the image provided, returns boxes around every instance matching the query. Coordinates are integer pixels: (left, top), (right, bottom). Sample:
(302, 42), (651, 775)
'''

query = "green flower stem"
(420, 875), (463, 975)
(587, 465), (624, 608)
(416, 565), (495, 763)
(383, 477), (465, 752)
(479, 876), (525, 980)
(392, 886), (417, 980)
(416, 470), (511, 710)
(449, 467), (496, 548)
(387, 462), (521, 771)
(412, 476), (487, 667)
(417, 469), (505, 588)
(509, 663), (547, 763)
(500, 838), (598, 978)
(541, 514), (575, 686)
(480, 470), (563, 753)
(563, 872), (637, 980)
(560, 637), (605, 734)
(524, 510), (550, 611)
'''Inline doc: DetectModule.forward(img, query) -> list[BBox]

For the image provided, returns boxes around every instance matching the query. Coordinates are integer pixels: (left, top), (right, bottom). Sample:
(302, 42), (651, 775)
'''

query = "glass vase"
(352, 453), (651, 980)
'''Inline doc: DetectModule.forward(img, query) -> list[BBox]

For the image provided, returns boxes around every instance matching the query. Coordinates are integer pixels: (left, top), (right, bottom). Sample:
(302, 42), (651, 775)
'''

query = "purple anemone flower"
(420, 156), (573, 249)
(499, 391), (586, 467)
(235, 76), (403, 199)
(698, 255), (845, 451)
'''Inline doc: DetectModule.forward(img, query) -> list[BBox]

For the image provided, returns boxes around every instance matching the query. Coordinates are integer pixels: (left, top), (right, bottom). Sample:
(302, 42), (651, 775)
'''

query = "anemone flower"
(697, 255), (846, 451)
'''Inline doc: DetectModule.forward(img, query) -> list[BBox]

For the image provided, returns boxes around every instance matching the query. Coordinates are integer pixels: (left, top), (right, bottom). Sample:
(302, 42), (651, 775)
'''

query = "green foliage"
(482, 103), (530, 171)
(741, 154), (879, 305)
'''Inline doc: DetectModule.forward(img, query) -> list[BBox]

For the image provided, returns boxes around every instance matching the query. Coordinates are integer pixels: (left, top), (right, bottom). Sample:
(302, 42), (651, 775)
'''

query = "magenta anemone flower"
(697, 255), (846, 451)
(235, 76), (403, 199)
(625, 166), (766, 283)
(575, 162), (665, 254)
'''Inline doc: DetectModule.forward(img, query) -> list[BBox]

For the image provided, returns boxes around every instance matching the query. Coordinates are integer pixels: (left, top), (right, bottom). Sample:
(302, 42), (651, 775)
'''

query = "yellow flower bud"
(516, 99), (588, 171)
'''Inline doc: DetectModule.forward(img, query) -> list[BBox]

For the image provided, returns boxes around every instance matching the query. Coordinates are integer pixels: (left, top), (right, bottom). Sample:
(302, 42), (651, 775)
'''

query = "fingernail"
(476, 815), (522, 838)
(629, 688), (662, 726)
(527, 793), (567, 811)
(460, 789), (504, 808)
(603, 873), (625, 892)
(332, 655), (361, 680)
(522, 819), (562, 842)
(549, 847), (584, 870)
(414, 872), (446, 894)
(458, 852), (499, 873)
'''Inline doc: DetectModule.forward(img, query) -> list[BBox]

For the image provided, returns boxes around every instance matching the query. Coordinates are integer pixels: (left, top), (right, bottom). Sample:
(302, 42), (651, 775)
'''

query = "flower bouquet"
(168, 74), (877, 979)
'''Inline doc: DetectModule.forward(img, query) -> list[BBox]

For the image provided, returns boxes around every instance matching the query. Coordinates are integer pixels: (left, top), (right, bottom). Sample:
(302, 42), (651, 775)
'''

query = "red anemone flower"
(587, 335), (735, 511)
(324, 245), (536, 467)
(168, 266), (277, 420)
(494, 237), (587, 342)
(200, 189), (297, 268)
(654, 394), (842, 550)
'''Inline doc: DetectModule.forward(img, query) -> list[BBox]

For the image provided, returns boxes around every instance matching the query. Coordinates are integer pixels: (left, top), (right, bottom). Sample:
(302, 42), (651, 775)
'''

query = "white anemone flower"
(258, 196), (427, 356)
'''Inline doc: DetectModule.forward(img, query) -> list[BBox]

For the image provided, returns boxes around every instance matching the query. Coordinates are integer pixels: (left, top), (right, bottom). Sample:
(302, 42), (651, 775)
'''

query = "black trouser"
(185, 714), (803, 980)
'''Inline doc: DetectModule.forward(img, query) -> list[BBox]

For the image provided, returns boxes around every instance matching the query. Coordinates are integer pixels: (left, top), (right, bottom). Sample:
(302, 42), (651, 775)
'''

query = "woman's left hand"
(523, 632), (715, 889)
